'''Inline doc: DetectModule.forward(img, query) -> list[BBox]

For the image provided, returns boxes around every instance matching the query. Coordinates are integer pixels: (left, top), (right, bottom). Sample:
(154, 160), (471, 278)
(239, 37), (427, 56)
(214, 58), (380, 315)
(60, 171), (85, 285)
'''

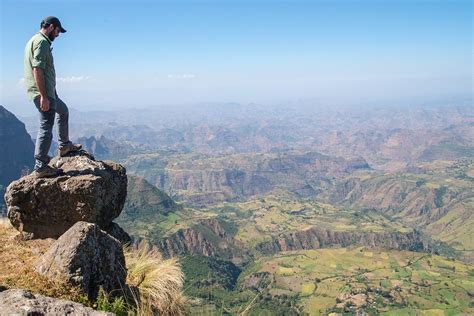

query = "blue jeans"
(33, 95), (71, 170)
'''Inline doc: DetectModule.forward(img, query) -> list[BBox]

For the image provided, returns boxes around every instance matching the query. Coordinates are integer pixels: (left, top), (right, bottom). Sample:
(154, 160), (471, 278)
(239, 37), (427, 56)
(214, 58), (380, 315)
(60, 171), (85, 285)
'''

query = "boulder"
(34, 221), (127, 300)
(5, 152), (127, 239)
(105, 222), (132, 245)
(0, 289), (112, 315)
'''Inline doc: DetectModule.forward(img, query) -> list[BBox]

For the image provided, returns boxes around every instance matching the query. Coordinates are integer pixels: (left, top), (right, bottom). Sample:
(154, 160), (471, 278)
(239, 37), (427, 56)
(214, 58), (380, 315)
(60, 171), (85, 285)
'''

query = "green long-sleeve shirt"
(24, 32), (56, 100)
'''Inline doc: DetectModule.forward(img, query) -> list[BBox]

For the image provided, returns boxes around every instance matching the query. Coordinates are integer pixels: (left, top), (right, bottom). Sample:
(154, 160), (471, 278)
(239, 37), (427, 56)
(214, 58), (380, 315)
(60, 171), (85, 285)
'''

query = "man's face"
(47, 25), (61, 41)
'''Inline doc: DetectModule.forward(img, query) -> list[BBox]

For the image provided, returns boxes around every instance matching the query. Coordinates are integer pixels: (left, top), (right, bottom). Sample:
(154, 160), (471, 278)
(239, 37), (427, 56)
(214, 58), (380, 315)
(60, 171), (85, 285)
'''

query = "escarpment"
(156, 217), (435, 262)
(256, 227), (429, 255)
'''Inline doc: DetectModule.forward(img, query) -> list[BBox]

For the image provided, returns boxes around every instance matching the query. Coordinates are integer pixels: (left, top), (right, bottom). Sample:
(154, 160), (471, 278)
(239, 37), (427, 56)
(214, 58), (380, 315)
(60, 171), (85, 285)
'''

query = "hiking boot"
(33, 165), (63, 178)
(59, 143), (82, 157)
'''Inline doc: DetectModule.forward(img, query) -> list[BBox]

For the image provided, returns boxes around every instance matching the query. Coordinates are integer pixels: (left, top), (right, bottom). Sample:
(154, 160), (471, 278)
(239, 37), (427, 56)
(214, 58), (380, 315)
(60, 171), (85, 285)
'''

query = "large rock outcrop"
(5, 152), (127, 239)
(0, 289), (112, 315)
(34, 221), (127, 300)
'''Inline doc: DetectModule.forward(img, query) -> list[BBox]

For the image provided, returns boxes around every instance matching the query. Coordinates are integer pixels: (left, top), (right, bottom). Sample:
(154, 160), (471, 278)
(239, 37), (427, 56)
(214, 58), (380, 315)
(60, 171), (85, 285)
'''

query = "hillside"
(0, 106), (34, 209)
(322, 159), (474, 262)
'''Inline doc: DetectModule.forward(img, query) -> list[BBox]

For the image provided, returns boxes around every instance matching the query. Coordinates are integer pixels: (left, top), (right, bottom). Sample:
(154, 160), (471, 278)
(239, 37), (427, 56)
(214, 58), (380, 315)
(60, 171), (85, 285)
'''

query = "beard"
(48, 33), (55, 41)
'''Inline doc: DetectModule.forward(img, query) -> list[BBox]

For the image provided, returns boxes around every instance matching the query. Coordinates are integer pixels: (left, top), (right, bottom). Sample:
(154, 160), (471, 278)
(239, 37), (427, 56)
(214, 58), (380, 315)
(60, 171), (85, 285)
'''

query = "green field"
(241, 248), (474, 315)
(210, 195), (413, 248)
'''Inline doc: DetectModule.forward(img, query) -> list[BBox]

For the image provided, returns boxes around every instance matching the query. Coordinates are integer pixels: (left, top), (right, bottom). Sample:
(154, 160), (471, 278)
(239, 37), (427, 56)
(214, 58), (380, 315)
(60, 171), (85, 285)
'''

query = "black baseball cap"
(42, 16), (67, 33)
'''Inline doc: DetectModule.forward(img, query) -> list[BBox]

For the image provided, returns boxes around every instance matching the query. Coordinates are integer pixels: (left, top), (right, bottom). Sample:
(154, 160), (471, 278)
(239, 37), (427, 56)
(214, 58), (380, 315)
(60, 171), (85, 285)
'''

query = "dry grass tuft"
(125, 240), (186, 315)
(0, 219), (85, 302)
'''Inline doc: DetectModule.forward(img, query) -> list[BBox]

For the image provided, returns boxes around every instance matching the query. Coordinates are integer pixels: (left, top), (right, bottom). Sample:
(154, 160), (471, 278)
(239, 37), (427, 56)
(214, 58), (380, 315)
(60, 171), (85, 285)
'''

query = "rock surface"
(0, 289), (112, 315)
(34, 221), (127, 300)
(5, 152), (127, 239)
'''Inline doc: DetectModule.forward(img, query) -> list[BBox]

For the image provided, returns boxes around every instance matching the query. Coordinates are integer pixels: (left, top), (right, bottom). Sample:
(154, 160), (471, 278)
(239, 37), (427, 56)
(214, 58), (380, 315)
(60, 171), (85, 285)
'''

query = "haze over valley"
(3, 102), (472, 314)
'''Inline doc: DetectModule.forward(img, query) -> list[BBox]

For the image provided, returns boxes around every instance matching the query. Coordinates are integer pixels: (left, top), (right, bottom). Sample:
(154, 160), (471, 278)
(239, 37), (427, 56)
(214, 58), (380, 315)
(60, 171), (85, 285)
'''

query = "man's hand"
(40, 96), (50, 112)
(33, 67), (49, 110)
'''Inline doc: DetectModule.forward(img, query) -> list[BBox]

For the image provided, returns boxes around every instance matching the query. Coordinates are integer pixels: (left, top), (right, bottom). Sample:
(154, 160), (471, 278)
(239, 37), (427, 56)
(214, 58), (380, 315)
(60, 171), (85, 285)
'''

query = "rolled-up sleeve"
(31, 40), (49, 69)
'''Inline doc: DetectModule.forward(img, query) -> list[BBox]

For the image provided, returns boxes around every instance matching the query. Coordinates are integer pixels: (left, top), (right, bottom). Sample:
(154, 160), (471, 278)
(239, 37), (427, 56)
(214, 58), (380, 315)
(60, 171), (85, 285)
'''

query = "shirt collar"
(38, 32), (52, 45)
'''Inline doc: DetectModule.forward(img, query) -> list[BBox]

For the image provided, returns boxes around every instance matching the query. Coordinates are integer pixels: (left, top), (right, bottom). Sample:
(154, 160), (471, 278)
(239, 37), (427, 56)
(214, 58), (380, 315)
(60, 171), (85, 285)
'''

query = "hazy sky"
(1, 0), (472, 115)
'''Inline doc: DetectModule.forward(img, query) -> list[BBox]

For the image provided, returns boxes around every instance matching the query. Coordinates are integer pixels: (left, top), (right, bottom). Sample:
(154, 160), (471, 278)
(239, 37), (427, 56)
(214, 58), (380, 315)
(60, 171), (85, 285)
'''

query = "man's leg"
(33, 97), (55, 170)
(55, 95), (82, 156)
(55, 96), (70, 146)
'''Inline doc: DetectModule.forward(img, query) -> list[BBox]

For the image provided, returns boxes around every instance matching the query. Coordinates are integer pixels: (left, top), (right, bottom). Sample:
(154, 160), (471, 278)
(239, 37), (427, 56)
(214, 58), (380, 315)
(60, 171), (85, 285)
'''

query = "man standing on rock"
(24, 16), (82, 178)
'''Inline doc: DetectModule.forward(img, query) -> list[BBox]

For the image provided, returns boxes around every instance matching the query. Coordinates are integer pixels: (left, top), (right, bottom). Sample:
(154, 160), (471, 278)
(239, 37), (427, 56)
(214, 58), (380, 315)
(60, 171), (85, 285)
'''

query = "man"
(24, 16), (81, 178)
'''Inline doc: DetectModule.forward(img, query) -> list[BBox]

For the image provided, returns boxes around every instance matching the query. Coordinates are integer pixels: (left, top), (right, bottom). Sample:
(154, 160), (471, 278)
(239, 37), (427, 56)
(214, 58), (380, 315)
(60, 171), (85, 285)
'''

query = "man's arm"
(33, 67), (50, 112)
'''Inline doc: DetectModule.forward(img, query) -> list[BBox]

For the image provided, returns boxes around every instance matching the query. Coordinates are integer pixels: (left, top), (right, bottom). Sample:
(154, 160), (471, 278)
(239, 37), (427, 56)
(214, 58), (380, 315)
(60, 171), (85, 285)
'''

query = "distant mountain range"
(18, 104), (472, 171)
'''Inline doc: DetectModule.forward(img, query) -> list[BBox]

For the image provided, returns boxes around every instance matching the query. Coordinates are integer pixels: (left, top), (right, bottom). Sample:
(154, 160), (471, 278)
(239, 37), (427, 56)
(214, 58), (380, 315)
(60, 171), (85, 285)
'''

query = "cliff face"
(156, 217), (434, 262)
(157, 218), (240, 259)
(158, 226), (218, 258)
(256, 227), (428, 255)
(0, 106), (34, 187)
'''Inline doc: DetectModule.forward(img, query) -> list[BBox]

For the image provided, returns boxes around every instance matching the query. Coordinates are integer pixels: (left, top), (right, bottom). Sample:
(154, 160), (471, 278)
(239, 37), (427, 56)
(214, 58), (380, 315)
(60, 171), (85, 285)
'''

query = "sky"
(0, 0), (472, 115)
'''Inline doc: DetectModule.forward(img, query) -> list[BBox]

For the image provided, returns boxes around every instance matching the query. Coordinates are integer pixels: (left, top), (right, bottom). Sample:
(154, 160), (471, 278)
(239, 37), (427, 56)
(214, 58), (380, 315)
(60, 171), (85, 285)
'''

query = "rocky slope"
(156, 218), (241, 259)
(123, 175), (177, 216)
(115, 175), (182, 239)
(0, 106), (34, 202)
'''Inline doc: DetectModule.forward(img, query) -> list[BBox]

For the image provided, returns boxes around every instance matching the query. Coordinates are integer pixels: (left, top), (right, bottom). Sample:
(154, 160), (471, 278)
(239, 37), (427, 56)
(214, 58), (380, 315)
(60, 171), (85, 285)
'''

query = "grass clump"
(95, 287), (128, 315)
(125, 240), (186, 315)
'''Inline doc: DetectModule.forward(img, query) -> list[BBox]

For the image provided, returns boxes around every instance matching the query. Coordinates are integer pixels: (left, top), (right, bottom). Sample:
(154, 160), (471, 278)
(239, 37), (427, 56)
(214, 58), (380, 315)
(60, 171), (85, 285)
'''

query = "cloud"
(56, 76), (92, 83)
(167, 74), (196, 79)
(17, 76), (92, 85)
